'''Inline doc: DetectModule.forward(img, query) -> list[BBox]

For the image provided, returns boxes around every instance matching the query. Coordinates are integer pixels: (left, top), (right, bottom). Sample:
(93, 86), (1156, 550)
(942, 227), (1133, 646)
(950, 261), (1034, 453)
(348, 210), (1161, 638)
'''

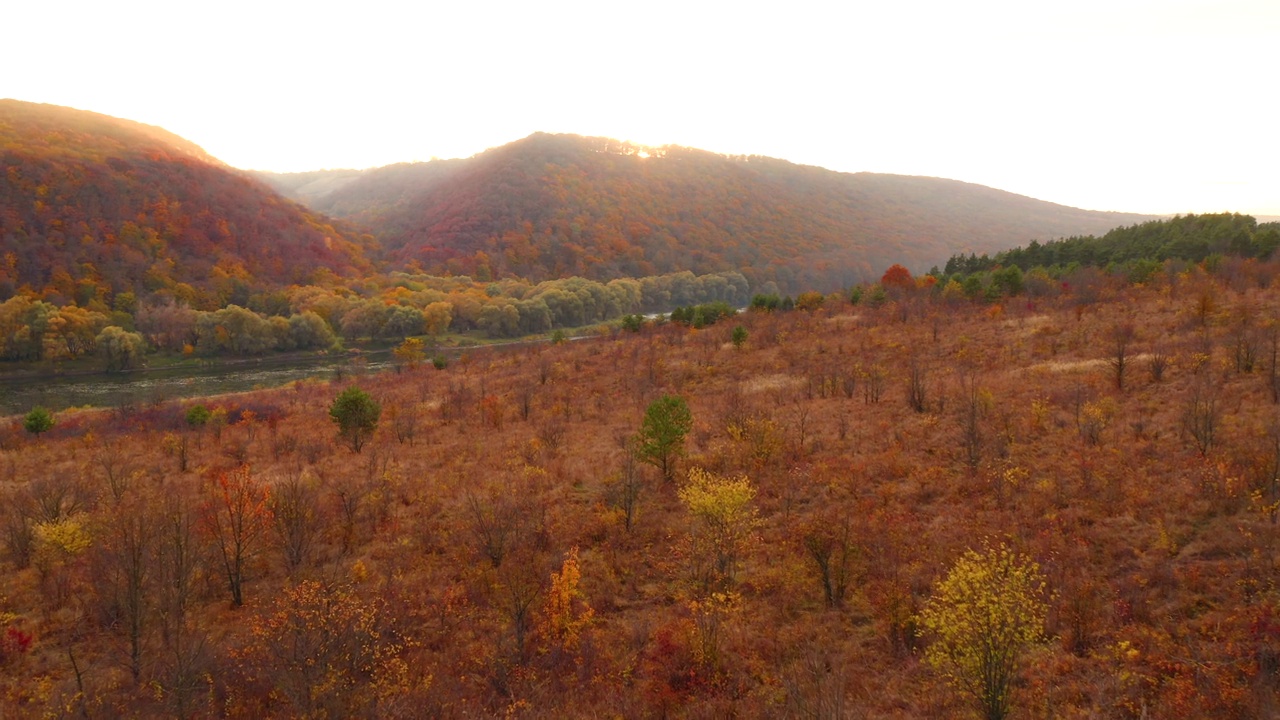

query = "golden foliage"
(918, 543), (1047, 720)
(539, 547), (594, 654)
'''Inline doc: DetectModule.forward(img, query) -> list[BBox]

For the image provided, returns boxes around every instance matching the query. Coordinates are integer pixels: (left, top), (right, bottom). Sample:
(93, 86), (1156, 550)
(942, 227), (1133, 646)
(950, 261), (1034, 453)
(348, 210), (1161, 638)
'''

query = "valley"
(2, 99), (1279, 718)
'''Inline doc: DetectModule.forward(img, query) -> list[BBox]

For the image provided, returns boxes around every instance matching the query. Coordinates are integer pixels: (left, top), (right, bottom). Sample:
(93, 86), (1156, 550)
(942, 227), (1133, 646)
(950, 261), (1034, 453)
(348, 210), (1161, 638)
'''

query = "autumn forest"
(2, 99), (1280, 719)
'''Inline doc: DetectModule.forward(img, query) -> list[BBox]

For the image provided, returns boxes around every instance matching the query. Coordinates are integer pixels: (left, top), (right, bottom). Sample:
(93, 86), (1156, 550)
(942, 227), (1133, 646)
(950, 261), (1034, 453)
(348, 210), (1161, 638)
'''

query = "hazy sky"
(5, 0), (1278, 215)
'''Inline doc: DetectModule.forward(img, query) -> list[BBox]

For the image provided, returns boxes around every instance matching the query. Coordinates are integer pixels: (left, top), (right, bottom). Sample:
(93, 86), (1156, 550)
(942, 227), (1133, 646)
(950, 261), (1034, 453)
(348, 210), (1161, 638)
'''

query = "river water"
(0, 351), (396, 417)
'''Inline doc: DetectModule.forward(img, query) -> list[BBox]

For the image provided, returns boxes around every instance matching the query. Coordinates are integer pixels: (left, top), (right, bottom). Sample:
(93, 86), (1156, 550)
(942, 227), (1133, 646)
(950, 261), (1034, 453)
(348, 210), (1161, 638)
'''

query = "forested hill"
(270, 132), (1152, 292)
(0, 100), (376, 308)
(944, 213), (1280, 276)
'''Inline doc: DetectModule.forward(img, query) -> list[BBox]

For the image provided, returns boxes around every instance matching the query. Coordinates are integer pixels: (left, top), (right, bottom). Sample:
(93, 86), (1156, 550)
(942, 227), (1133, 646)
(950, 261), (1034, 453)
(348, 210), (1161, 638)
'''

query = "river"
(0, 351), (397, 417)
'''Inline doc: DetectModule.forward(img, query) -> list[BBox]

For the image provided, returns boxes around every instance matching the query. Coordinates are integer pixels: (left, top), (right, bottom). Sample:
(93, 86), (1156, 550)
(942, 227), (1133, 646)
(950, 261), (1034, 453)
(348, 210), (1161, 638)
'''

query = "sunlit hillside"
(0, 100), (377, 309)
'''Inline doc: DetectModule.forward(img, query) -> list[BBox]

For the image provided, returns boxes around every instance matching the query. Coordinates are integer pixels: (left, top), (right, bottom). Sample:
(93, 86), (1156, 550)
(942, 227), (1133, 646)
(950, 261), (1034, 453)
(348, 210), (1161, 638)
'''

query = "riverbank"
(0, 322), (621, 417)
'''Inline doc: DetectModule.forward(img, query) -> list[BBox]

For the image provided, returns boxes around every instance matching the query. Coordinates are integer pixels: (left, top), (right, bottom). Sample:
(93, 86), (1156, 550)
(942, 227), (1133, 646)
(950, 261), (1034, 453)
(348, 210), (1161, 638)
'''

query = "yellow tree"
(917, 542), (1047, 720)
(678, 467), (756, 586)
(423, 301), (453, 336)
(539, 547), (594, 656)
(392, 337), (425, 371)
(245, 580), (410, 717)
(32, 515), (91, 607)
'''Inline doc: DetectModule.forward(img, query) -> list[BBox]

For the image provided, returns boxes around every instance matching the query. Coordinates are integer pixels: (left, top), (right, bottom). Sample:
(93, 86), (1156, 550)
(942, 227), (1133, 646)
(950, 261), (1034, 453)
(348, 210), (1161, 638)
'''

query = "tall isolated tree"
(918, 542), (1047, 720)
(270, 471), (321, 574)
(539, 547), (594, 655)
(636, 394), (693, 483)
(606, 445), (644, 531)
(200, 465), (270, 607)
(801, 510), (858, 608)
(1108, 320), (1137, 391)
(329, 386), (381, 453)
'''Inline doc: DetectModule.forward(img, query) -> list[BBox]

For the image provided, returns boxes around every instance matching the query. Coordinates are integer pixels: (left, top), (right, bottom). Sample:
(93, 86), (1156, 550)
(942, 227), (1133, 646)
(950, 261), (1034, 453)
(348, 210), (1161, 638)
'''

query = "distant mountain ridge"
(0, 100), (375, 307)
(260, 133), (1154, 291)
(1, 100), (1156, 305)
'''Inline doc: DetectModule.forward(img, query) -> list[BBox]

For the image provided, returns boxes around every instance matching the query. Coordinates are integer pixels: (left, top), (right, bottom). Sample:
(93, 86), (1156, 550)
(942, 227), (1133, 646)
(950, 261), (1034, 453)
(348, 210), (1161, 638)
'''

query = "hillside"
(288, 133), (1152, 292)
(2, 260), (1280, 716)
(0, 101), (376, 309)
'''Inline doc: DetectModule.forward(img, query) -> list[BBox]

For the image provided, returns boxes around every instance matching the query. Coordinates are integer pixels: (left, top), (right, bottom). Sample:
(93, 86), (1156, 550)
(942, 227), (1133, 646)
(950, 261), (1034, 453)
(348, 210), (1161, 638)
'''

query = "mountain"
(0, 100), (1157, 307)
(272, 133), (1153, 292)
(0, 100), (376, 308)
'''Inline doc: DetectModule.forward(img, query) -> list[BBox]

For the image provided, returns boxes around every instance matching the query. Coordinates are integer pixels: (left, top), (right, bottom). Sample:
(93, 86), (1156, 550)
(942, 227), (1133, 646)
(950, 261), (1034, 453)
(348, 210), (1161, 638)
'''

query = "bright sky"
(5, 0), (1278, 216)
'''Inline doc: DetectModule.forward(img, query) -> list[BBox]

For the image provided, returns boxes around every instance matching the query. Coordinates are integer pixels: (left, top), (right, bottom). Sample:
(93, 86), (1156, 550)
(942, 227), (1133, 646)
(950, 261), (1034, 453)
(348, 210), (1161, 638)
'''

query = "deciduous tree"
(539, 547), (594, 655)
(392, 337), (425, 371)
(200, 465), (270, 607)
(270, 470), (320, 573)
(881, 264), (915, 291)
(246, 580), (405, 717)
(96, 325), (146, 372)
(679, 467), (756, 586)
(92, 496), (152, 681)
(801, 512), (858, 608)
(918, 543), (1047, 720)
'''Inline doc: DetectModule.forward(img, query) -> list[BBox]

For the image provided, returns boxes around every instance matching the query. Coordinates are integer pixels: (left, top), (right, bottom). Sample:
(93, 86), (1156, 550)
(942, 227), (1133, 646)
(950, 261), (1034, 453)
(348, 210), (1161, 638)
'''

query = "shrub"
(329, 387), (381, 453)
(23, 407), (54, 437)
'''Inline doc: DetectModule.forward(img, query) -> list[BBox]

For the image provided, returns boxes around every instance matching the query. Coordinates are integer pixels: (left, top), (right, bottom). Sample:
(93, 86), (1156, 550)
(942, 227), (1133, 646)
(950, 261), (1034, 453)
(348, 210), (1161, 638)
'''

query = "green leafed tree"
(23, 406), (54, 437)
(637, 394), (693, 483)
(185, 404), (211, 430)
(917, 542), (1047, 720)
(329, 386), (381, 453)
(96, 325), (146, 372)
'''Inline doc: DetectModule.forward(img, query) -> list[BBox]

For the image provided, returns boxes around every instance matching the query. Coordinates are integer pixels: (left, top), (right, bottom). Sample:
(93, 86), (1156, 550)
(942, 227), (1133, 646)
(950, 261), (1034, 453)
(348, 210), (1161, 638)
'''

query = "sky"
(4, 0), (1278, 216)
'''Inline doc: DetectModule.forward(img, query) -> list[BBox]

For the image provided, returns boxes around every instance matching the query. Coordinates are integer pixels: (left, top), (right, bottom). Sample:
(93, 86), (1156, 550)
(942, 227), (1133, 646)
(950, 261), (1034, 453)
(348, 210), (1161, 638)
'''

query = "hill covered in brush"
(266, 133), (1152, 292)
(0, 101), (376, 310)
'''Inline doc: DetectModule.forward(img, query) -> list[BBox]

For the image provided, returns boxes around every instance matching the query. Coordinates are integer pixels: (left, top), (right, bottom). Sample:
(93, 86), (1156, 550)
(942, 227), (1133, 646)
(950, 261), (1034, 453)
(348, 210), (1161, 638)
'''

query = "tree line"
(0, 268), (753, 367)
(944, 213), (1279, 277)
